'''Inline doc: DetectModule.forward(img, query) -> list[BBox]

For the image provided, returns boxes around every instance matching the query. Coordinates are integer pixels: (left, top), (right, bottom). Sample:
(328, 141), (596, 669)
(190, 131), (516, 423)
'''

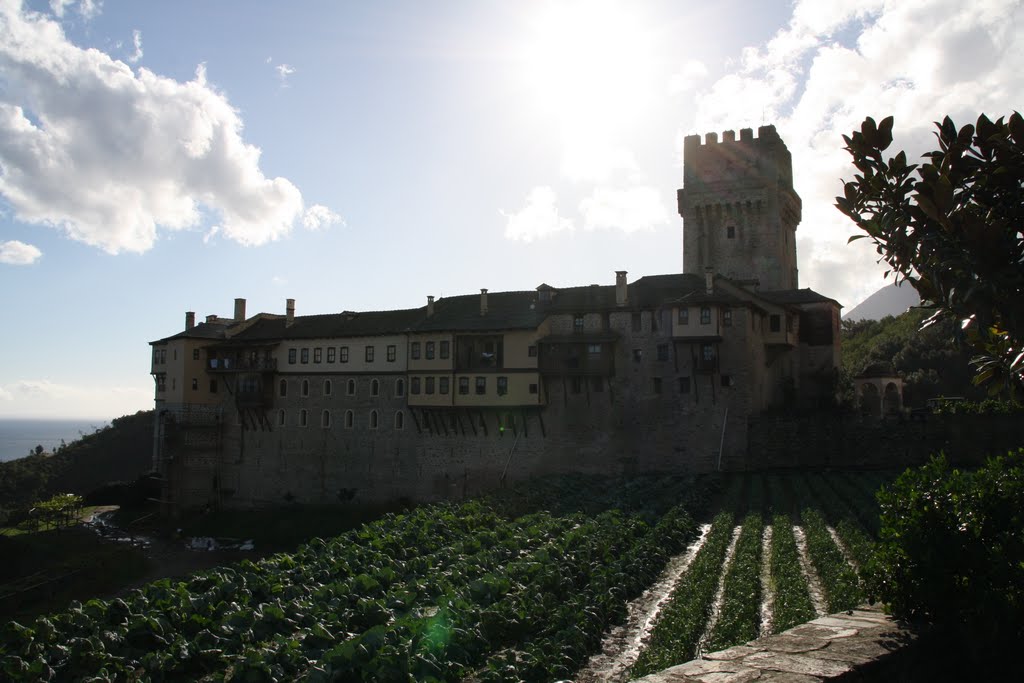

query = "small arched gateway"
(855, 361), (903, 418)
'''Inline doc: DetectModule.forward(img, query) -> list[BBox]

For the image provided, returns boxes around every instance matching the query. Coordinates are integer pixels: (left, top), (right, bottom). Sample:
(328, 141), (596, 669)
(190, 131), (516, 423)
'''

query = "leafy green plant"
(864, 451), (1024, 655)
(767, 513), (815, 633)
(707, 512), (763, 650)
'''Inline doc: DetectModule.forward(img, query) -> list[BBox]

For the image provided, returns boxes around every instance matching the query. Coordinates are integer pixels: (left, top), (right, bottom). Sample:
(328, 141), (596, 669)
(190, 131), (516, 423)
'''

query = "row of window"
(410, 341), (449, 360)
(287, 345), (398, 365)
(678, 307), (731, 326)
(562, 375), (731, 395)
(631, 343), (717, 363)
(280, 408), (405, 430)
(279, 377), (405, 399)
(409, 376), (531, 396)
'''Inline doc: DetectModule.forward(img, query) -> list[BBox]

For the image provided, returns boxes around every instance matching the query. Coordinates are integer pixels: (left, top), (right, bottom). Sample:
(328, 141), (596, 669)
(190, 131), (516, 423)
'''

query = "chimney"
(705, 267), (714, 294)
(286, 298), (295, 326)
(615, 271), (628, 306)
(480, 289), (488, 316)
(185, 311), (195, 330)
(234, 298), (246, 321)
(427, 295), (435, 317)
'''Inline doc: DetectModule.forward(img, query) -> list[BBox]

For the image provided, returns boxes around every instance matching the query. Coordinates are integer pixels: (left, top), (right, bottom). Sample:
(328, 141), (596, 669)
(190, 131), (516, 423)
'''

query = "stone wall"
(746, 413), (1023, 470)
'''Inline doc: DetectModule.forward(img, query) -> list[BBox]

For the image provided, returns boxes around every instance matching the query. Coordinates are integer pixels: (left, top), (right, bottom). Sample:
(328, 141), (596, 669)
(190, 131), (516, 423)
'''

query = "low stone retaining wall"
(632, 604), (916, 682)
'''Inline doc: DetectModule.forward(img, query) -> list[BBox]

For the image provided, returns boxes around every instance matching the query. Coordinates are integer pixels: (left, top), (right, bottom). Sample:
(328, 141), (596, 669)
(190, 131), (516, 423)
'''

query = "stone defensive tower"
(678, 125), (802, 290)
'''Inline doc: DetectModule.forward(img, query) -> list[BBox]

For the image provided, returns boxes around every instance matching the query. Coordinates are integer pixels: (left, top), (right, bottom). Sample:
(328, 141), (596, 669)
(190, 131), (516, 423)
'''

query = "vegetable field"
(0, 471), (889, 682)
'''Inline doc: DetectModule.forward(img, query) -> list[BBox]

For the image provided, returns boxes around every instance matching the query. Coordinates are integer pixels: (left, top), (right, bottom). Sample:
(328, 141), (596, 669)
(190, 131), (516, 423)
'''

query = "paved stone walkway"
(631, 605), (915, 682)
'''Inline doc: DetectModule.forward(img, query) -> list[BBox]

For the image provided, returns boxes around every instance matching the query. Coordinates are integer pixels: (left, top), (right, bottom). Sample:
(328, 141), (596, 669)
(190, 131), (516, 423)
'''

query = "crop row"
(767, 513), (816, 633)
(1, 501), (698, 682)
(707, 512), (764, 651)
(628, 509), (736, 678)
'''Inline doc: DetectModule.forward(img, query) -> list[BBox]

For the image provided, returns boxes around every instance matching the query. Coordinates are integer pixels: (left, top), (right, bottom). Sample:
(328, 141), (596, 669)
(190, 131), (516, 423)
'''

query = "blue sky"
(1, 0), (1022, 418)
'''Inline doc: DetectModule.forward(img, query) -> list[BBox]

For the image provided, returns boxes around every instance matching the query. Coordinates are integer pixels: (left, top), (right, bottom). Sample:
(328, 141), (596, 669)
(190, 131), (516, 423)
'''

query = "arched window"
(371, 379), (379, 396)
(300, 409), (308, 427)
(347, 379), (356, 396)
(324, 379), (332, 396)
(345, 410), (353, 428)
(322, 410), (330, 428)
(395, 378), (405, 397)
(369, 410), (378, 429)
(279, 379), (287, 397)
(395, 411), (404, 430)
(301, 379), (310, 397)
(277, 409), (285, 426)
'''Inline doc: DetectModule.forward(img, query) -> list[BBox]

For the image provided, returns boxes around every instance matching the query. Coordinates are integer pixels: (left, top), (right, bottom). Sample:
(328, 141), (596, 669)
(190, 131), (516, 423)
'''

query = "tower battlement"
(683, 125), (781, 149)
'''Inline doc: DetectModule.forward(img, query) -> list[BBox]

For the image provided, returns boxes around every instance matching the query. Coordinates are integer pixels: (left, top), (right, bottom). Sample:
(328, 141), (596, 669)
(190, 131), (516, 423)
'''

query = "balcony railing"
(207, 357), (278, 373)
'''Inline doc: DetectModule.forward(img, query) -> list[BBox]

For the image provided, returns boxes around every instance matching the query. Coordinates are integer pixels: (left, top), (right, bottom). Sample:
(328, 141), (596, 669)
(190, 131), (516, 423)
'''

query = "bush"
(864, 450), (1024, 656)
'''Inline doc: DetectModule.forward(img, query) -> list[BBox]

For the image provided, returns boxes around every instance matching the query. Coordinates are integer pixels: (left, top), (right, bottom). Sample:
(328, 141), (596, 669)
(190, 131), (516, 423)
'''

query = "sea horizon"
(0, 417), (113, 462)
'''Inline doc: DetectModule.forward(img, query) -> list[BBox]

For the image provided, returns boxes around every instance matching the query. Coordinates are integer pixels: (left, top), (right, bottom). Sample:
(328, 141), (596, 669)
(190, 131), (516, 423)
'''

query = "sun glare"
(522, 1), (657, 133)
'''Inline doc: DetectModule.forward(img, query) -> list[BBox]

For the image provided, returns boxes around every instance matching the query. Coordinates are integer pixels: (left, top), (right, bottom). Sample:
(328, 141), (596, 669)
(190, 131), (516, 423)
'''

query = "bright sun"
(522, 1), (656, 131)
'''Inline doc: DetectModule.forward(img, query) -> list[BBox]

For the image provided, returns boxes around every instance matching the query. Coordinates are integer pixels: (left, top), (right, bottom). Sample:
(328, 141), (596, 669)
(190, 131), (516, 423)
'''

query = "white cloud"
(127, 28), (142, 63)
(49, 0), (100, 20)
(0, 1), (335, 254)
(275, 63), (295, 86)
(271, 275), (288, 286)
(0, 239), (41, 264)
(689, 0), (1024, 309)
(579, 186), (669, 233)
(0, 378), (151, 419)
(302, 204), (343, 230)
(501, 186), (574, 242)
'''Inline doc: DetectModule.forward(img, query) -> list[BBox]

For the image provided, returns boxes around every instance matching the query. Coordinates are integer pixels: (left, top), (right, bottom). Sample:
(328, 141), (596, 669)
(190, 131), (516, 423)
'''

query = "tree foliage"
(836, 113), (1024, 394)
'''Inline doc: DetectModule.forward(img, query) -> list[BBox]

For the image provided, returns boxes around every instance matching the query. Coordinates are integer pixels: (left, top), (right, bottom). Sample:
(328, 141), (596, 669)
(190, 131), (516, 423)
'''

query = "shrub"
(864, 450), (1024, 655)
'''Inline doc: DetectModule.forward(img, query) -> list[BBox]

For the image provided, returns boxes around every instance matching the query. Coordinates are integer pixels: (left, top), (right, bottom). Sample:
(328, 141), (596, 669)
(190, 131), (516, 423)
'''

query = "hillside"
(841, 310), (981, 406)
(0, 410), (154, 510)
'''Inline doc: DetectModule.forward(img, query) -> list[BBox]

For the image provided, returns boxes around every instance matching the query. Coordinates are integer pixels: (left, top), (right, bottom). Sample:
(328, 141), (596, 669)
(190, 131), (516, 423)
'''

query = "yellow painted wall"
(407, 333), (455, 372)
(277, 335), (408, 373)
(452, 372), (542, 407)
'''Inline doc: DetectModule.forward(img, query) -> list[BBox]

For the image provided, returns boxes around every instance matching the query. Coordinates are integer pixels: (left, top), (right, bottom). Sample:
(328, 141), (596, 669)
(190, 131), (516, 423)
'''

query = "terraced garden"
(0, 471), (891, 682)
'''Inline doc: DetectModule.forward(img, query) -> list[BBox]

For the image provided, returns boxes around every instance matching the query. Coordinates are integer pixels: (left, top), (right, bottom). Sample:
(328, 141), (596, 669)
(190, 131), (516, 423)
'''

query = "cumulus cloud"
(0, 239), (41, 264)
(501, 186), (574, 242)
(689, 0), (1024, 309)
(0, 1), (335, 254)
(49, 0), (100, 20)
(579, 186), (669, 233)
(302, 204), (342, 230)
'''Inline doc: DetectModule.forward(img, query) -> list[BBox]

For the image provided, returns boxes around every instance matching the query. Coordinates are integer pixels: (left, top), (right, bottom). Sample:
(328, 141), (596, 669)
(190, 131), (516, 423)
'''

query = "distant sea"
(0, 418), (110, 462)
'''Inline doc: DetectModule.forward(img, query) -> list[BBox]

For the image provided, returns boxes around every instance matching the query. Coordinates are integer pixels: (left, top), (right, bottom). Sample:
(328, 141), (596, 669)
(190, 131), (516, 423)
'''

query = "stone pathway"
(631, 604), (915, 682)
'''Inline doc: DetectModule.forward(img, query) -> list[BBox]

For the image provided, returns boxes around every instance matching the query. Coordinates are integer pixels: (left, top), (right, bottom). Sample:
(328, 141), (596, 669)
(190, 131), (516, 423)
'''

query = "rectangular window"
(770, 315), (781, 332)
(191, 378), (198, 390)
(657, 344), (669, 361)
(652, 310), (659, 332)
(192, 349), (200, 361)
(497, 376), (508, 395)
(301, 348), (309, 364)
(387, 345), (396, 362)
(425, 377), (435, 394)
(327, 347), (336, 363)
(702, 344), (715, 362)
(679, 376), (691, 394)
(632, 312), (642, 332)
(440, 377), (450, 394)
(365, 346), (374, 362)
(527, 345), (537, 358)
(440, 340), (450, 359)
(459, 377), (470, 395)
(679, 308), (689, 325)
(425, 341), (435, 359)
(653, 377), (662, 394)
(723, 309), (732, 327)
(314, 347), (322, 363)
(721, 375), (733, 387)
(288, 348), (297, 364)
(155, 374), (166, 391)
(700, 307), (711, 325)
(529, 383), (538, 394)
(411, 342), (421, 360)
(727, 225), (736, 239)
(340, 346), (349, 362)
(209, 379), (217, 393)
(587, 343), (601, 355)
(475, 376), (486, 395)
(411, 377), (421, 394)
(632, 348), (643, 362)
(574, 315), (585, 333)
